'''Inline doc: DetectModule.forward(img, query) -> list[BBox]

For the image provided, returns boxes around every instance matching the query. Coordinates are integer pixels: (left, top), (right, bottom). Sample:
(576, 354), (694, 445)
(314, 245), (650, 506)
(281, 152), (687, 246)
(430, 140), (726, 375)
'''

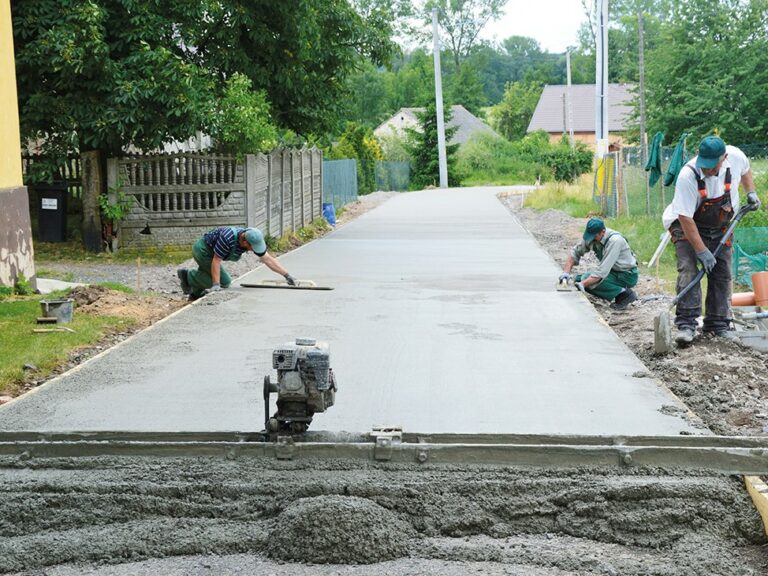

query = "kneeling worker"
(559, 218), (639, 310)
(178, 226), (296, 300)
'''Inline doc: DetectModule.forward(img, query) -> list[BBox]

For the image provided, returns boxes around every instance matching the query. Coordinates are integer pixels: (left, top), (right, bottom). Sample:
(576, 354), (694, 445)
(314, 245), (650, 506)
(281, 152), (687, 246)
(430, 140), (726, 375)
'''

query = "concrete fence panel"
(110, 148), (322, 249)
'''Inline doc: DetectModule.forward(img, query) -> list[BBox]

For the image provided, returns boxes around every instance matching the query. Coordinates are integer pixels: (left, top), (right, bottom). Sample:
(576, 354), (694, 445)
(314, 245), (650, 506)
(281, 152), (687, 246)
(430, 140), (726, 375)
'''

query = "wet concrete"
(1, 456), (766, 575)
(0, 188), (699, 436)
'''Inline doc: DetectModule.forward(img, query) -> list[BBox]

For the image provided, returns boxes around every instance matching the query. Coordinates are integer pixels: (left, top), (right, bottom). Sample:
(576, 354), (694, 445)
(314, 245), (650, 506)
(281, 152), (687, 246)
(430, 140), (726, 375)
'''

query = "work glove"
(203, 283), (222, 295)
(284, 274), (296, 286)
(696, 249), (717, 273)
(747, 192), (762, 210)
(574, 281), (586, 292)
(558, 273), (571, 283)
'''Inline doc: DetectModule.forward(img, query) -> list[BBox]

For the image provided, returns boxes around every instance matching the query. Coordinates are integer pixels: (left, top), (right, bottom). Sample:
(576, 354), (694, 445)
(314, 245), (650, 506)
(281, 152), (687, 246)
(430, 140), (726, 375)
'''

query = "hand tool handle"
(671, 203), (755, 306)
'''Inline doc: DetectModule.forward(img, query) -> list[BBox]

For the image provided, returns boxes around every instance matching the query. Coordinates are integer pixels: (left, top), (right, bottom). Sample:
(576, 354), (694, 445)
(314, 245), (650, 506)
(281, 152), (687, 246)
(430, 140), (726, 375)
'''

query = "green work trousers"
(575, 268), (638, 302)
(187, 239), (232, 297)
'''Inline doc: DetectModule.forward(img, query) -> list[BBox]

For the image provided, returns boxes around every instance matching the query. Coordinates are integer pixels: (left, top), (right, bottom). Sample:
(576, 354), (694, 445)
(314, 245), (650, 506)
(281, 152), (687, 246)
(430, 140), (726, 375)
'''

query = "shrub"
(14, 274), (32, 296)
(212, 73), (279, 156)
(327, 123), (383, 194)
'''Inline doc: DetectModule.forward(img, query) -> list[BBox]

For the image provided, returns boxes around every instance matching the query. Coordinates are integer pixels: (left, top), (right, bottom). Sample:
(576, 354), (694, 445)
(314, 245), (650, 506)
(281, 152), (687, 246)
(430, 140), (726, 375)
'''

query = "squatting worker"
(559, 218), (639, 311)
(177, 226), (296, 301)
(662, 135), (761, 346)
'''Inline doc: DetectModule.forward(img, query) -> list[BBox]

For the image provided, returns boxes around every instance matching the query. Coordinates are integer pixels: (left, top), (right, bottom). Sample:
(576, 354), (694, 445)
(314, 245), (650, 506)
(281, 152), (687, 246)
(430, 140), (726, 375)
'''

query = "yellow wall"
(0, 0), (22, 188)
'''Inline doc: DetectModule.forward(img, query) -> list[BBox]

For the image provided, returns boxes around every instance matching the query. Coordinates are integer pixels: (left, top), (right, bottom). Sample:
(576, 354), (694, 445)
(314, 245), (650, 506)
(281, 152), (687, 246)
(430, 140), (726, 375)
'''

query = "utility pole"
(595, 0), (609, 158)
(566, 49), (575, 149)
(638, 11), (650, 215)
(432, 8), (448, 188)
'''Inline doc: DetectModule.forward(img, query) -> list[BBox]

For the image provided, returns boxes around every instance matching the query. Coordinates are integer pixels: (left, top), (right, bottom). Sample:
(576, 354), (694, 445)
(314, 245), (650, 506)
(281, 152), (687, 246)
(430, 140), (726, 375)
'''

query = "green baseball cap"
(696, 136), (726, 169)
(244, 227), (267, 255)
(583, 218), (605, 242)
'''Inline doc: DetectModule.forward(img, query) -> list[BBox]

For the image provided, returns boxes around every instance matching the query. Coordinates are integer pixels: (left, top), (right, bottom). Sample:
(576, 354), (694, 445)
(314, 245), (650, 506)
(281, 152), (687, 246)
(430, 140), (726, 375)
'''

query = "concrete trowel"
(242, 279), (333, 290)
(556, 277), (575, 292)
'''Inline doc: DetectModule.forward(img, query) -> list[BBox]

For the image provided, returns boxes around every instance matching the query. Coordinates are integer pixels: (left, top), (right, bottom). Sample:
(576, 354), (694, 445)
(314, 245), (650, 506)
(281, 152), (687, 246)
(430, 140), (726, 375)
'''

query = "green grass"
(522, 174), (600, 218)
(266, 218), (331, 254)
(96, 282), (134, 293)
(35, 268), (75, 282)
(34, 240), (189, 265)
(0, 291), (136, 396)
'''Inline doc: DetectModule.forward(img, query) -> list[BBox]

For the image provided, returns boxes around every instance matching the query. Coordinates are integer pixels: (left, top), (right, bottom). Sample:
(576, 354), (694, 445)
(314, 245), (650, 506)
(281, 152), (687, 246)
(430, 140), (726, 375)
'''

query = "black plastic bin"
(35, 182), (69, 242)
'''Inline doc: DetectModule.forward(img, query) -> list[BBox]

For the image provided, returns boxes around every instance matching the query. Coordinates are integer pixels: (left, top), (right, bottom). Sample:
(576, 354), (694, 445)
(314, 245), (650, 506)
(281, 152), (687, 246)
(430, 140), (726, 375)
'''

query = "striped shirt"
(203, 227), (247, 261)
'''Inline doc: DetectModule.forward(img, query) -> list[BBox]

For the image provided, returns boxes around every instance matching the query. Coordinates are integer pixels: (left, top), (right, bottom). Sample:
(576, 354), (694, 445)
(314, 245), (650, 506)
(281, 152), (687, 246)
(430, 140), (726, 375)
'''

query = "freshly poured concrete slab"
(0, 187), (700, 435)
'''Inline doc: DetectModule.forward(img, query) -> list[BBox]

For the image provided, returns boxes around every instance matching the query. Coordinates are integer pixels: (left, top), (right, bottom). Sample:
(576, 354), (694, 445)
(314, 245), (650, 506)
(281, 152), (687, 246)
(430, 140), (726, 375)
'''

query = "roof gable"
(375, 105), (499, 145)
(527, 84), (635, 134)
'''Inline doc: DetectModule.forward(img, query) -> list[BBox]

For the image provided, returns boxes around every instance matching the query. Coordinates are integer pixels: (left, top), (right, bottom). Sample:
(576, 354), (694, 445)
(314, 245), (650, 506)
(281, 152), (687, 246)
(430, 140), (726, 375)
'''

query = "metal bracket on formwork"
(370, 426), (402, 461)
(274, 435), (296, 460)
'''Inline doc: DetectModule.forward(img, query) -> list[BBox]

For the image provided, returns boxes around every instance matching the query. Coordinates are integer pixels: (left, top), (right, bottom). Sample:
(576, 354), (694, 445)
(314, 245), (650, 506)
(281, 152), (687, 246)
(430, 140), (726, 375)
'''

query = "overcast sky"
(479, 0), (589, 53)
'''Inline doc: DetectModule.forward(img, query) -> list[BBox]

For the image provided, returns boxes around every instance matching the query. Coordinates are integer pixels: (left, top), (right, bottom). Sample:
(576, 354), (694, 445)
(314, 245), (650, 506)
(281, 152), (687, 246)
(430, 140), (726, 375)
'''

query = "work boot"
(177, 268), (190, 295)
(675, 327), (697, 345)
(707, 330), (741, 343)
(610, 288), (638, 310)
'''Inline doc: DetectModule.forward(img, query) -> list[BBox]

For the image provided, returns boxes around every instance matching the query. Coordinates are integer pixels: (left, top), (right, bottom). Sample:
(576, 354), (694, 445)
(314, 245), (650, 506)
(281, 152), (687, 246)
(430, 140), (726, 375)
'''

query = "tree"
(643, 0), (768, 143)
(424, 0), (508, 70)
(489, 81), (543, 141)
(186, 0), (398, 136)
(14, 0), (216, 160)
(405, 102), (461, 188)
(445, 61), (487, 115)
(344, 62), (393, 129)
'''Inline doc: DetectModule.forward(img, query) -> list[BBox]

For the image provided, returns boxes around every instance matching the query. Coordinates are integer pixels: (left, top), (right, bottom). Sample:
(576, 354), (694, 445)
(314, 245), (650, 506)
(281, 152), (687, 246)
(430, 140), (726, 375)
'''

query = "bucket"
(732, 291), (756, 307)
(40, 299), (74, 324)
(754, 272), (768, 306)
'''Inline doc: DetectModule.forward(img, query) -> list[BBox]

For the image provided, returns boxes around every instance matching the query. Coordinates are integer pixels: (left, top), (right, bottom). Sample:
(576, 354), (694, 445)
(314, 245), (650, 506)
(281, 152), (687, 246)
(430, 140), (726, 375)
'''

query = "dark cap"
(696, 136), (726, 169)
(583, 218), (605, 242)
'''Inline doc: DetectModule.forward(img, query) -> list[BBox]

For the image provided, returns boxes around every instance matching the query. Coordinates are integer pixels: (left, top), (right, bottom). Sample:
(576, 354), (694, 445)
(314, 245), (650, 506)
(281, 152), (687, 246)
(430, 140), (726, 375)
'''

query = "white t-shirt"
(662, 145), (751, 229)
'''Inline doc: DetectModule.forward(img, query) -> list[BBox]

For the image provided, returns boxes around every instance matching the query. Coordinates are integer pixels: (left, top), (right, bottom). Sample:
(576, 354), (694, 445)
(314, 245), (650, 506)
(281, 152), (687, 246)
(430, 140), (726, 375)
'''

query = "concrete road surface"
(0, 187), (700, 435)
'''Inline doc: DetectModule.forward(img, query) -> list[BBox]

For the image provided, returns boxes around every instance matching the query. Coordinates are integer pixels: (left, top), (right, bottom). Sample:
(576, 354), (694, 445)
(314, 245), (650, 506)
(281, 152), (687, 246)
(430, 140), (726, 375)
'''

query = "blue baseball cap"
(696, 136), (726, 169)
(583, 218), (605, 242)
(243, 228), (267, 255)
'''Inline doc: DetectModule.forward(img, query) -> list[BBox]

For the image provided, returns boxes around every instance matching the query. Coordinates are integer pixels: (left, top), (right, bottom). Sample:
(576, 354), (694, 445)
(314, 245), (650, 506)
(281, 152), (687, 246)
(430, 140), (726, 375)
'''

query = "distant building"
(374, 105), (499, 146)
(527, 84), (635, 146)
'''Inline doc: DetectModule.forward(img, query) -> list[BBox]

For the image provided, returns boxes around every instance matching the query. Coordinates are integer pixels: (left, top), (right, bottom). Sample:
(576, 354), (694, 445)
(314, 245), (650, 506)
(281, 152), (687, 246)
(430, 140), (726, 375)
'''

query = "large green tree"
(186, 0), (398, 136)
(643, 0), (768, 142)
(423, 0), (508, 70)
(14, 0), (215, 160)
(14, 0), (398, 158)
(489, 81), (543, 141)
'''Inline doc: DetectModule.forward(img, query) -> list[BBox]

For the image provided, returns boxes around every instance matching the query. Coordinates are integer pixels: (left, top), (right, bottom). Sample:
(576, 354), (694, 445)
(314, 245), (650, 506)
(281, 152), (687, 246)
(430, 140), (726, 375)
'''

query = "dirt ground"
(501, 194), (768, 437)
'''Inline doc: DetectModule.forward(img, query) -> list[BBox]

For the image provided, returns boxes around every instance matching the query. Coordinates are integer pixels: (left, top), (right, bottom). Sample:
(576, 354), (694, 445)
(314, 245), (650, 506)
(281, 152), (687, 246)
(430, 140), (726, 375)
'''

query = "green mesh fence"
(375, 160), (410, 192)
(733, 227), (768, 288)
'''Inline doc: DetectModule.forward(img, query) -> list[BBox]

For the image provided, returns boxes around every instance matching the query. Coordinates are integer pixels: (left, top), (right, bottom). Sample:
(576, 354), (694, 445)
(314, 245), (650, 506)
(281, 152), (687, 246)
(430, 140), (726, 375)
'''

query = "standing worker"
(559, 218), (639, 310)
(662, 135), (761, 345)
(177, 226), (296, 301)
